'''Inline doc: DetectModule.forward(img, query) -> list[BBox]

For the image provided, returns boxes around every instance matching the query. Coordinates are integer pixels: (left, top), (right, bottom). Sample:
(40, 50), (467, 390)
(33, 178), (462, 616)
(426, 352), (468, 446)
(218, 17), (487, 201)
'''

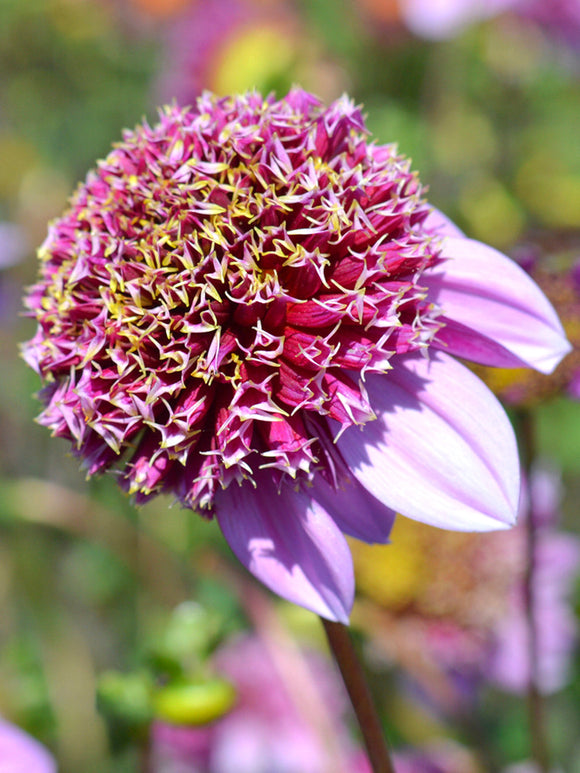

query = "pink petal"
(215, 472), (354, 622)
(307, 475), (396, 544)
(332, 351), (520, 531)
(425, 237), (571, 373)
(0, 719), (56, 773)
(422, 207), (465, 239)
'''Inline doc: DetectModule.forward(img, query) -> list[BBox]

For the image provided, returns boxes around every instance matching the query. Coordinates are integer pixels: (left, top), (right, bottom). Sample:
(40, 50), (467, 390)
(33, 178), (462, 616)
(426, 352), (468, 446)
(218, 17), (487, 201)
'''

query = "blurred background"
(0, 0), (579, 771)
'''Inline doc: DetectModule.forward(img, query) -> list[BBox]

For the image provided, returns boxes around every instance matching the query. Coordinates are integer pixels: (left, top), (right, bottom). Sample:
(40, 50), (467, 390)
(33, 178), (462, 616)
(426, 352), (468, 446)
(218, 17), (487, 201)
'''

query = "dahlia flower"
(22, 89), (570, 622)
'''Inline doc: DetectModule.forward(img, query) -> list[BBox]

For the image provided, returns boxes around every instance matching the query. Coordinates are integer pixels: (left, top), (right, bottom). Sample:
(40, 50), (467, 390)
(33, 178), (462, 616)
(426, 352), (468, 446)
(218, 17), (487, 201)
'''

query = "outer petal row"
(332, 351), (520, 532)
(217, 351), (522, 620)
(306, 474), (396, 544)
(216, 471), (355, 623)
(425, 236), (572, 374)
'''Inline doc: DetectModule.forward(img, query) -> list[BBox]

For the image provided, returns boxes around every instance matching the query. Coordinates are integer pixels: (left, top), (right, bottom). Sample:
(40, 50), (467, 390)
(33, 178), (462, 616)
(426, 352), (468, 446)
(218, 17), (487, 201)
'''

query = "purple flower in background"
(0, 222), (30, 269)
(0, 221), (30, 326)
(0, 718), (56, 773)
(488, 464), (580, 694)
(570, 260), (580, 397)
(399, 0), (516, 39)
(351, 463), (579, 704)
(151, 634), (365, 773)
(22, 89), (570, 622)
(522, 0), (580, 49)
(156, 0), (300, 104)
(399, 0), (580, 44)
(393, 741), (480, 773)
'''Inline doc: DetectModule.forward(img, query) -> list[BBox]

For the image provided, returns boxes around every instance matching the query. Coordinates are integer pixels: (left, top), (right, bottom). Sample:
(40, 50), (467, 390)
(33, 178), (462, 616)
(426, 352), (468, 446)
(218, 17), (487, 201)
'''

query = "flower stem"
(321, 618), (396, 773)
(516, 409), (551, 773)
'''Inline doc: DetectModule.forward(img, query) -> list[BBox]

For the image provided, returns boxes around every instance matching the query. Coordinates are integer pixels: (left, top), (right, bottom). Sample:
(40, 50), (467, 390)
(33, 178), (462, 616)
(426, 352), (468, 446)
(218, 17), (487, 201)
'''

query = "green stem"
(516, 409), (551, 773)
(321, 618), (396, 773)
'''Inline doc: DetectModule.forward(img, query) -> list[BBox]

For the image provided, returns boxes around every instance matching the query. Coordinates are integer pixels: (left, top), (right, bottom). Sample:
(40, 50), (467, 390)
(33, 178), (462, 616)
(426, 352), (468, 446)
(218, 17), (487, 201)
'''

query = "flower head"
(22, 89), (570, 622)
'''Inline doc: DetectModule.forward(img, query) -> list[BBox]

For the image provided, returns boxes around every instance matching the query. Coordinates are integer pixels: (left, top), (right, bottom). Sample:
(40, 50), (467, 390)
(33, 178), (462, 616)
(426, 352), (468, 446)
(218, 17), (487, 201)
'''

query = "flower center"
(23, 91), (442, 510)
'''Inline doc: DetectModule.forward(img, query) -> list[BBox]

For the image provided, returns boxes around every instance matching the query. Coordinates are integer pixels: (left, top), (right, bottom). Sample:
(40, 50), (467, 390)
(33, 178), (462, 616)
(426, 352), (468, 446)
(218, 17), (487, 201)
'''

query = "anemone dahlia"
(22, 89), (571, 622)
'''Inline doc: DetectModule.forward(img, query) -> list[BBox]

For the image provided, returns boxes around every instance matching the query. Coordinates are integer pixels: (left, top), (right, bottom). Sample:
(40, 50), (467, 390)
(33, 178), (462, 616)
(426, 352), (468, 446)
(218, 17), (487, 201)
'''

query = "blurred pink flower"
(393, 741), (480, 773)
(0, 719), (56, 773)
(488, 465), (580, 694)
(352, 463), (579, 703)
(399, 0), (515, 39)
(0, 222), (29, 269)
(151, 634), (364, 773)
(569, 368), (580, 398)
(520, 0), (580, 46)
(156, 0), (299, 103)
(0, 221), (30, 326)
(22, 89), (570, 622)
(399, 0), (580, 43)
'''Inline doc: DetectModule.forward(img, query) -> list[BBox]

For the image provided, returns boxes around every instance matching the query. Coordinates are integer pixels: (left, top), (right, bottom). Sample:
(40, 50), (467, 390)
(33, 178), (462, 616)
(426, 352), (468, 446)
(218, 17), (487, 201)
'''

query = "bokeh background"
(1, 1), (579, 771)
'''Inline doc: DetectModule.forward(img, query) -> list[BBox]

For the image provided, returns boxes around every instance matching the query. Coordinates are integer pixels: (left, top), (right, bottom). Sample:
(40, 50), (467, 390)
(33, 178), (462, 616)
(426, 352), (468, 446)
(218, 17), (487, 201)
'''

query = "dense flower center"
(23, 90), (442, 510)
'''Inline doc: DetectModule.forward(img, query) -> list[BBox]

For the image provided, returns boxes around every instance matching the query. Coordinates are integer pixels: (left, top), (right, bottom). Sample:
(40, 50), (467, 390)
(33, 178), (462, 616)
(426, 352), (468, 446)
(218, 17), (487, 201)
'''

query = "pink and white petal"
(307, 474), (396, 544)
(332, 351), (520, 531)
(215, 473), (354, 622)
(433, 317), (531, 369)
(424, 237), (571, 373)
(0, 719), (56, 773)
(422, 207), (465, 239)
